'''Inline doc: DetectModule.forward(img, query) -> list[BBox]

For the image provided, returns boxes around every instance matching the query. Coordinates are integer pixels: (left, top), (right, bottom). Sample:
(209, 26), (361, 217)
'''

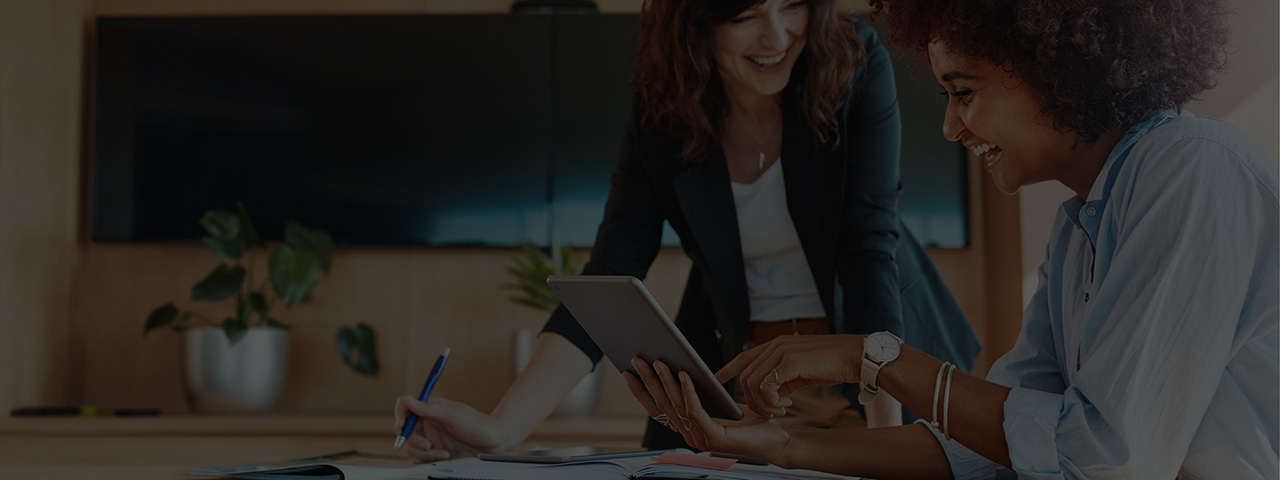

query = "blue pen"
(395, 347), (451, 450)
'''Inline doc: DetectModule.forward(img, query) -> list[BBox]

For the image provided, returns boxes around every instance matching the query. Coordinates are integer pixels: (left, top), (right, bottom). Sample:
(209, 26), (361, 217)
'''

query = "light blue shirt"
(929, 110), (1279, 479)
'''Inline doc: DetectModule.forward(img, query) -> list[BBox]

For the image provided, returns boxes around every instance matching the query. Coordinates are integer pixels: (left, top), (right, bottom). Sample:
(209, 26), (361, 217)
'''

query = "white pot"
(514, 328), (601, 418)
(182, 326), (288, 413)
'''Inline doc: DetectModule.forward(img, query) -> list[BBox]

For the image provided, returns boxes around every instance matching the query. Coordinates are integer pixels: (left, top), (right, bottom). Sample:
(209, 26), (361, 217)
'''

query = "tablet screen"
(547, 275), (744, 420)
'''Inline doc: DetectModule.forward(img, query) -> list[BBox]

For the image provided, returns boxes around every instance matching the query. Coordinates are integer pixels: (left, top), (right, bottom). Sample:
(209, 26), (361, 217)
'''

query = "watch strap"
(858, 356), (882, 405)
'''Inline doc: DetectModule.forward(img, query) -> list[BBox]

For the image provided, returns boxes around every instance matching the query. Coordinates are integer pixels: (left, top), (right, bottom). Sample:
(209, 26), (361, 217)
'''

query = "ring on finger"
(763, 367), (781, 386)
(651, 413), (670, 427)
(677, 415), (693, 430)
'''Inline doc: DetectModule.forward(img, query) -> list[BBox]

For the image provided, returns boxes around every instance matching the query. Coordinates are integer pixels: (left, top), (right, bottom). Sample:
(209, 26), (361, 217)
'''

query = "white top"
(730, 159), (826, 322)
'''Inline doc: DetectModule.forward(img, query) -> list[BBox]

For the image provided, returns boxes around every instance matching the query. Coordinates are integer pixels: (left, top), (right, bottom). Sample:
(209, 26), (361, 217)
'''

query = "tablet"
(546, 275), (744, 420)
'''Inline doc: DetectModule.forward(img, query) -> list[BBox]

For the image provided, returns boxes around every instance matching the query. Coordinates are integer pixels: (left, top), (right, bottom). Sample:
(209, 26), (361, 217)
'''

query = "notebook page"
(633, 460), (859, 480)
(428, 457), (630, 480)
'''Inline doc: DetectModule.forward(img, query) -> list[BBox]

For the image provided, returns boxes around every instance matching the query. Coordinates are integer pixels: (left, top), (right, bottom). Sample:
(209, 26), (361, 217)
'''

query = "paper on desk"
(188, 451), (439, 480)
(650, 451), (737, 470)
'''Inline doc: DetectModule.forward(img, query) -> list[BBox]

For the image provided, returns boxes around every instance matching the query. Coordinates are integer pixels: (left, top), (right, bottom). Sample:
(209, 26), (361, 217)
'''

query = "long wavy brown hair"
(631, 0), (865, 162)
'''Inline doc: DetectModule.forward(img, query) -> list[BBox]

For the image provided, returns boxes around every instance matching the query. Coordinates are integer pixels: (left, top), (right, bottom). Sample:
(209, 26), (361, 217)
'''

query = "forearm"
(864, 391), (903, 428)
(767, 423), (951, 478)
(489, 331), (594, 450)
(878, 346), (1011, 467)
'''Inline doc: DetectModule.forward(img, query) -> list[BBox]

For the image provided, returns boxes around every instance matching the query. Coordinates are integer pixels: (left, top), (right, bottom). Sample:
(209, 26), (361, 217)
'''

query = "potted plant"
(143, 203), (378, 413)
(503, 243), (600, 418)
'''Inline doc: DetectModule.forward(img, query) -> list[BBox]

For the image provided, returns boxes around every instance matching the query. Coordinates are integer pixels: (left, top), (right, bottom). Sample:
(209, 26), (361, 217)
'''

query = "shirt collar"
(1060, 109), (1184, 237)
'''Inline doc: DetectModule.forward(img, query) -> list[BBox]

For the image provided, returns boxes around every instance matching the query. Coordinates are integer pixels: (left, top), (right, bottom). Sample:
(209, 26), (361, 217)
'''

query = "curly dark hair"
(631, 0), (865, 161)
(868, 0), (1230, 143)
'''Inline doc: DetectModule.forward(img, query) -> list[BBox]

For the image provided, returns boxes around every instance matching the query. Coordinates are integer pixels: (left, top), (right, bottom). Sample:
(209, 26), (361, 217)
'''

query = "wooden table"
(0, 414), (646, 479)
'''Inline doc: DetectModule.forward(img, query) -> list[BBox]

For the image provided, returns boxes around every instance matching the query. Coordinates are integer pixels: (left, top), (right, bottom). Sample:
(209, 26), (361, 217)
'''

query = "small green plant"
(503, 243), (585, 312)
(142, 203), (379, 376)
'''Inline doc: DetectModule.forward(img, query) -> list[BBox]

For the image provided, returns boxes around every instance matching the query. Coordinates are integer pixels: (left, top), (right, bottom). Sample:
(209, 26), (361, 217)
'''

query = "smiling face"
(928, 42), (1083, 195)
(710, 0), (810, 103)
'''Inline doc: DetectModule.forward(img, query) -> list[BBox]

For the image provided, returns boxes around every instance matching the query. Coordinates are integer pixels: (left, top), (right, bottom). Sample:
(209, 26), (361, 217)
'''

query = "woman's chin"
(989, 172), (1022, 195)
(750, 80), (790, 97)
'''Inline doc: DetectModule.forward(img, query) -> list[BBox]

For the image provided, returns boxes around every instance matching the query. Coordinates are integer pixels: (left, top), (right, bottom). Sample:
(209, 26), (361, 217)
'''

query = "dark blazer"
(543, 20), (980, 445)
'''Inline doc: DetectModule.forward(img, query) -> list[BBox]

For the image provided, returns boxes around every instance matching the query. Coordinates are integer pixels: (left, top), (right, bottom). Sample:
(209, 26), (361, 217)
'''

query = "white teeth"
(749, 52), (786, 67)
(970, 143), (997, 156)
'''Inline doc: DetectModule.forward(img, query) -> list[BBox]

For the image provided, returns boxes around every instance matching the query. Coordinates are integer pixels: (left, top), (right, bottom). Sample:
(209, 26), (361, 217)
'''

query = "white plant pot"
(514, 328), (601, 418)
(183, 326), (288, 413)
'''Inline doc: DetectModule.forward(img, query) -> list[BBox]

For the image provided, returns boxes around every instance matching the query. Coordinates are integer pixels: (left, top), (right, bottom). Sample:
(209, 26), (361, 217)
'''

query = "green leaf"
(191, 264), (246, 302)
(201, 235), (245, 260)
(248, 291), (269, 318)
(504, 243), (571, 312)
(355, 323), (376, 348)
(172, 311), (191, 331)
(200, 210), (240, 239)
(336, 327), (356, 360)
(235, 202), (262, 248)
(221, 317), (248, 345)
(353, 324), (379, 376)
(354, 354), (379, 376)
(284, 221), (334, 273)
(269, 246), (324, 307)
(335, 323), (379, 377)
(143, 303), (179, 335)
(236, 293), (251, 325)
(558, 246), (584, 275)
(520, 243), (548, 268)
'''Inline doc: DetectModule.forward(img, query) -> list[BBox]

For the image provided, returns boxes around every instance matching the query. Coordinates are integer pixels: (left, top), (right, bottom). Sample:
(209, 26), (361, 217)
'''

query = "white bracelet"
(930, 362), (951, 430)
(942, 363), (956, 441)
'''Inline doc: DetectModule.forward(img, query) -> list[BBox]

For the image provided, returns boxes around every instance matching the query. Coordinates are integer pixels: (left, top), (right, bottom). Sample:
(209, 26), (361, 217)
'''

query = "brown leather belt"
(745, 318), (830, 347)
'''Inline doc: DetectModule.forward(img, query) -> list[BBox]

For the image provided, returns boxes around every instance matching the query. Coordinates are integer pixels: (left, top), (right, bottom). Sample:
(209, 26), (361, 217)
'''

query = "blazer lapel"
(780, 109), (839, 315)
(672, 150), (750, 349)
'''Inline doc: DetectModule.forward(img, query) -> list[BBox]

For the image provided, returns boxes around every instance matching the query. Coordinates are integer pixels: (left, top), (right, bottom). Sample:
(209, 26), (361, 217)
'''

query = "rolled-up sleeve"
(918, 419), (1016, 479)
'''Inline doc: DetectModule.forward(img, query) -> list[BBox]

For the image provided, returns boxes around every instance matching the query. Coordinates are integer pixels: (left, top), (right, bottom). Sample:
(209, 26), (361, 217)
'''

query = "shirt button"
(1085, 292), (1090, 302)
(1085, 207), (1097, 216)
(714, 329), (722, 341)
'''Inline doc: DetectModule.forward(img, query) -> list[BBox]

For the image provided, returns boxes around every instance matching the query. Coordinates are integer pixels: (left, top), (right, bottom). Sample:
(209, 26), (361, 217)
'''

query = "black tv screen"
(91, 14), (964, 248)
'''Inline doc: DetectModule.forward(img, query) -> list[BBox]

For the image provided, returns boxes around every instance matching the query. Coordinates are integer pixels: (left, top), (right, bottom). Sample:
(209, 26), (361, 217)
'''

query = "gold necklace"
(738, 110), (779, 169)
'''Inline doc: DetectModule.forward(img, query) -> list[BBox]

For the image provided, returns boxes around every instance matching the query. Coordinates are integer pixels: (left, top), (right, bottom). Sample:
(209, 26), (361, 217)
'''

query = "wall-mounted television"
(91, 14), (966, 248)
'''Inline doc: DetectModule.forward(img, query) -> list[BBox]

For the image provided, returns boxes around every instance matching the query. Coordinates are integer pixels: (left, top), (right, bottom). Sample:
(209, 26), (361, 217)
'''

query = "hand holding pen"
(392, 348), (517, 463)
(395, 347), (451, 449)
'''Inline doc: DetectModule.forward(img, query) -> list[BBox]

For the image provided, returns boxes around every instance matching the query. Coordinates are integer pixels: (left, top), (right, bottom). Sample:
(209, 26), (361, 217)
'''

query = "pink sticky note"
(650, 451), (737, 471)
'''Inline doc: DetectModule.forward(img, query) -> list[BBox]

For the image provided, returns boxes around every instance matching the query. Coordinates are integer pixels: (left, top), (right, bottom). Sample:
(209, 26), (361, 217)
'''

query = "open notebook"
(428, 451), (856, 480)
(189, 449), (859, 480)
(187, 451), (435, 480)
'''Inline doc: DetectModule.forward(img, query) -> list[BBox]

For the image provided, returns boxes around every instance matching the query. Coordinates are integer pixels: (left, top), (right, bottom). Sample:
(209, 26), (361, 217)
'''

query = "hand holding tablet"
(546, 275), (744, 420)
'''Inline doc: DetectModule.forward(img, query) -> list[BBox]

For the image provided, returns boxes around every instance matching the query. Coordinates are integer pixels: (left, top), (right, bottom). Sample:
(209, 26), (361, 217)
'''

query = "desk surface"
(0, 414), (646, 479)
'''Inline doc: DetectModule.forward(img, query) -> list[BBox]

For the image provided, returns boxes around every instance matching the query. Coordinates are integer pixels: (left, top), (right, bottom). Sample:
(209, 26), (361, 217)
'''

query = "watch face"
(865, 333), (901, 363)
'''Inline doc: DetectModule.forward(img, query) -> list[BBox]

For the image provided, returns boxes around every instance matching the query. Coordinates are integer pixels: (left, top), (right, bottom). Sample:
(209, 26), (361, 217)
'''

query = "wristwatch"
(858, 331), (903, 405)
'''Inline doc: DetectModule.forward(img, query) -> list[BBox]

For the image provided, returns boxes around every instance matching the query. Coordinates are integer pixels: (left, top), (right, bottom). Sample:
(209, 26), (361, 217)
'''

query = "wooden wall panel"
(0, 0), (92, 414)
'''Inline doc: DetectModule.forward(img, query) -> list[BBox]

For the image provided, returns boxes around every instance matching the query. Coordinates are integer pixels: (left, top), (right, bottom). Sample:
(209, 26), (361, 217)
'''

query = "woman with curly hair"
(627, 0), (1278, 478)
(392, 0), (981, 460)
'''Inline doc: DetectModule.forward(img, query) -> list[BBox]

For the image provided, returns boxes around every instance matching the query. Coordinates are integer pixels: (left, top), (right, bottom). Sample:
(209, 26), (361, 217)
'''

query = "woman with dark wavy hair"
(628, 0), (1278, 478)
(393, 0), (981, 460)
